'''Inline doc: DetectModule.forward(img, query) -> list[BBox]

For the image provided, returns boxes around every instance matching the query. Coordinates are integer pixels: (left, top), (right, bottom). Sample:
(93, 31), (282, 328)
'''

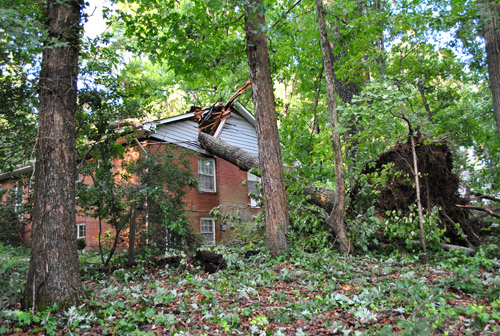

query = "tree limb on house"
(198, 132), (335, 213)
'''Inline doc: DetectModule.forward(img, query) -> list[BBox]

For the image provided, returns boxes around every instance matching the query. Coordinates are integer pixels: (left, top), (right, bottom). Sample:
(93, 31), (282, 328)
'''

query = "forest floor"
(1, 243), (499, 335)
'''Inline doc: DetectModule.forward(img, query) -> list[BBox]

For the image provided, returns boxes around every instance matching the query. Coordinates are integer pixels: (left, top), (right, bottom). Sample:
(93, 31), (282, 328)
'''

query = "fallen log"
(408, 240), (475, 255)
(198, 132), (335, 212)
(199, 131), (259, 171)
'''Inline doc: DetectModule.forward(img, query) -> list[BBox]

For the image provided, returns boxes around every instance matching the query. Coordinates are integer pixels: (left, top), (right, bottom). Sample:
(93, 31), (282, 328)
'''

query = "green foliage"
(348, 205), (382, 253)
(76, 238), (86, 250)
(1, 0), (499, 332)
(77, 134), (129, 266)
(2, 244), (500, 334)
(117, 59), (191, 119)
(61, 0), (500, 262)
(0, 0), (43, 173)
(384, 205), (446, 252)
(347, 168), (386, 252)
(116, 0), (250, 94)
(0, 0), (43, 66)
(0, 67), (38, 172)
(127, 148), (199, 252)
(440, 248), (500, 300)
(287, 194), (332, 253)
(0, 242), (29, 308)
(78, 141), (199, 265)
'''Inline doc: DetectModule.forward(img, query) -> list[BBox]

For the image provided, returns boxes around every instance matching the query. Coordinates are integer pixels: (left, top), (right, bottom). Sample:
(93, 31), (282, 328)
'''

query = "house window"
(198, 157), (216, 192)
(76, 223), (86, 239)
(200, 217), (215, 246)
(14, 184), (24, 213)
(247, 172), (261, 208)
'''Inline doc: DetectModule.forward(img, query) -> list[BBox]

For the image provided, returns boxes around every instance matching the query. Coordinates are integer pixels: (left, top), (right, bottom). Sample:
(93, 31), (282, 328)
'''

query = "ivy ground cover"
(1, 244), (499, 335)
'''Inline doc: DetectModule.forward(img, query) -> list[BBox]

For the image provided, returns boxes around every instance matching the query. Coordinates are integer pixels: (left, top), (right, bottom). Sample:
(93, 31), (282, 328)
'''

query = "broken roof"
(142, 100), (258, 156)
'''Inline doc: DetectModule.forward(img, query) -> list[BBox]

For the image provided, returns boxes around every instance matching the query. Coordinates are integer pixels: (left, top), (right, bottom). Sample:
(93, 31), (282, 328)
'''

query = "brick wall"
(168, 147), (261, 245)
(1, 140), (262, 249)
(216, 157), (261, 242)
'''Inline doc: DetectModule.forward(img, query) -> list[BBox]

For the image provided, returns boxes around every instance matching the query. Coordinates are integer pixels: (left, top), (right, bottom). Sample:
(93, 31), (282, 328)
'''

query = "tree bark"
(482, 0), (500, 144)
(25, 0), (83, 310)
(409, 133), (429, 262)
(316, 0), (350, 253)
(245, 0), (289, 257)
(199, 132), (336, 213)
(199, 132), (259, 171)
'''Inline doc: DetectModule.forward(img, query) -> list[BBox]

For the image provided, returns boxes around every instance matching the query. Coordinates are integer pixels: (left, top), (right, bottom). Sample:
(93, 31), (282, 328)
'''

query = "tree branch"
(456, 204), (500, 220)
(271, 0), (303, 29)
(472, 192), (500, 203)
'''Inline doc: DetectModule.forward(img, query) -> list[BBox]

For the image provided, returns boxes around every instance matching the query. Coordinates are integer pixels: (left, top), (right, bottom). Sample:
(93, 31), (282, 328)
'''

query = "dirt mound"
(352, 134), (479, 246)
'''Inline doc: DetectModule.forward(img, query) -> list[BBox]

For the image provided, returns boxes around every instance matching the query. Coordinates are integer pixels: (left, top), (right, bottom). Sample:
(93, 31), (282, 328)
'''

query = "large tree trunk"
(245, 0), (289, 257)
(198, 132), (336, 213)
(25, 0), (83, 311)
(316, 0), (350, 253)
(482, 0), (500, 144)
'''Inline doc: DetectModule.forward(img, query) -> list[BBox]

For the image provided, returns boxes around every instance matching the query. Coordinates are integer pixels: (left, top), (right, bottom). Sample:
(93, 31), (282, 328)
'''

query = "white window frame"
(76, 222), (86, 239)
(198, 157), (216, 192)
(200, 217), (215, 246)
(14, 184), (24, 213)
(247, 172), (261, 208)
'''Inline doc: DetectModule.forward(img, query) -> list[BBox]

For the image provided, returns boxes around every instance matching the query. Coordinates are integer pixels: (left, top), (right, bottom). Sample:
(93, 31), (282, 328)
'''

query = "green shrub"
(0, 242), (29, 307)
(383, 205), (446, 251)
(76, 238), (86, 250)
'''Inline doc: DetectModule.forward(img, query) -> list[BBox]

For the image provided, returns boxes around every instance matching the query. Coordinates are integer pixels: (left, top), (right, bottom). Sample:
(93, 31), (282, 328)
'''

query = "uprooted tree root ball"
(350, 134), (481, 247)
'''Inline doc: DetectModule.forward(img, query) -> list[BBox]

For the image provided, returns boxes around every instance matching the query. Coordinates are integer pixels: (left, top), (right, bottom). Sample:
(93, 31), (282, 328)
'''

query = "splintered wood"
(193, 80), (251, 136)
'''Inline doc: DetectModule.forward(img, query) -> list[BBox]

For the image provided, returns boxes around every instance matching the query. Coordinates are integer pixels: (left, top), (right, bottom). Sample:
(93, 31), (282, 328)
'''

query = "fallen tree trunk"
(199, 132), (335, 212)
(199, 131), (259, 171)
(408, 240), (475, 255)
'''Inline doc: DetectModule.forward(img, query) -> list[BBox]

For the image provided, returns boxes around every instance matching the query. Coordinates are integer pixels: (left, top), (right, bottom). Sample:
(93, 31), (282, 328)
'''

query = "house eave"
(0, 165), (33, 182)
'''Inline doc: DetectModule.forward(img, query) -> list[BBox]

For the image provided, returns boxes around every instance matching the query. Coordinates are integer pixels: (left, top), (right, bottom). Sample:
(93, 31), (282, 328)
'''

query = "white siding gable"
(145, 109), (259, 156)
(150, 119), (209, 154)
(219, 114), (259, 156)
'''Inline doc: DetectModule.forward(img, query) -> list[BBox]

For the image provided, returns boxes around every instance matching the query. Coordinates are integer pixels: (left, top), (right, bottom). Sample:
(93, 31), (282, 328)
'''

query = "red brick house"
(0, 101), (261, 248)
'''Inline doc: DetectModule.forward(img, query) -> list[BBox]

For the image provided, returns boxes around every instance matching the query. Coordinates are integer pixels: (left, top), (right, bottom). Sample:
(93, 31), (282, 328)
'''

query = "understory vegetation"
(1, 242), (499, 335)
(1, 0), (500, 329)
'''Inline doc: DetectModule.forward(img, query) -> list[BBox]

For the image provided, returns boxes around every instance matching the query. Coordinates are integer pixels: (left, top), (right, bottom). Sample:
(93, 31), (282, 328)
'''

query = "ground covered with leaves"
(1, 243), (499, 335)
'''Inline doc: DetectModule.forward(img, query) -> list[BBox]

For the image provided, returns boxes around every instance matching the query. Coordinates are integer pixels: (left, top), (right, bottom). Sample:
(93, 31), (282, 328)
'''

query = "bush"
(0, 242), (29, 308)
(76, 238), (86, 250)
